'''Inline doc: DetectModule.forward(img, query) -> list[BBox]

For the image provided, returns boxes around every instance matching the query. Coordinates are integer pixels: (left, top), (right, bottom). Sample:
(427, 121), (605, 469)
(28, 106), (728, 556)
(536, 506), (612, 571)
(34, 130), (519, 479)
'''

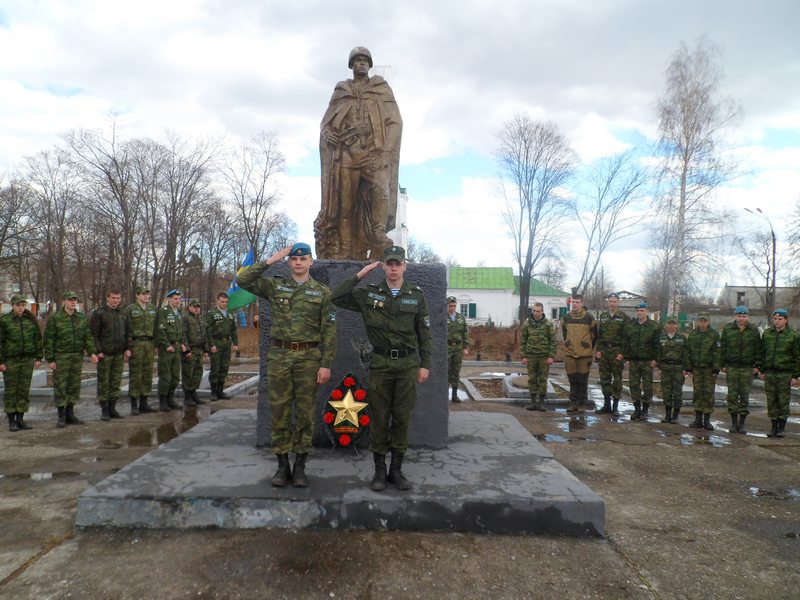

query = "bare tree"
(407, 236), (441, 263)
(196, 203), (238, 304)
(497, 114), (576, 321)
(573, 150), (649, 294)
(583, 265), (616, 312)
(656, 37), (740, 314)
(534, 252), (567, 292)
(736, 229), (778, 315)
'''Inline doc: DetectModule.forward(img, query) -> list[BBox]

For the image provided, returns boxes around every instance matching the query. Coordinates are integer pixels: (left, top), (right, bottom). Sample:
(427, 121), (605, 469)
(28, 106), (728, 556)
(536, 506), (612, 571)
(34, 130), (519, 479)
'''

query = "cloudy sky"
(1, 0), (799, 292)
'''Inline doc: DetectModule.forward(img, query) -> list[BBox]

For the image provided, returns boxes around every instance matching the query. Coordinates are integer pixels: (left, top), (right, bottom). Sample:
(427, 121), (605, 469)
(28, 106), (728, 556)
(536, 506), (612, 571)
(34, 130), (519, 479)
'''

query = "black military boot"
(108, 399), (124, 419)
(737, 414), (747, 434)
(451, 385), (461, 403)
(271, 453), (292, 487)
(596, 397), (612, 414)
(130, 397), (140, 416)
(729, 413), (739, 433)
(767, 419), (779, 437)
(194, 390), (206, 405)
(65, 405), (83, 425)
(139, 396), (155, 413)
(672, 407), (681, 422)
(689, 411), (703, 428)
(209, 384), (219, 402)
(525, 394), (536, 411)
(661, 406), (673, 423)
(100, 401), (111, 421)
(776, 419), (786, 438)
(292, 454), (309, 488)
(166, 390), (181, 410)
(159, 395), (170, 412)
(56, 406), (66, 428)
(16, 413), (32, 430)
(567, 402), (579, 413)
(183, 390), (197, 408)
(370, 453), (387, 492)
(611, 398), (620, 417)
(216, 385), (231, 400)
(537, 395), (547, 412)
(630, 401), (642, 421)
(702, 412), (714, 431)
(640, 403), (650, 420)
(387, 451), (411, 490)
(7, 413), (18, 432)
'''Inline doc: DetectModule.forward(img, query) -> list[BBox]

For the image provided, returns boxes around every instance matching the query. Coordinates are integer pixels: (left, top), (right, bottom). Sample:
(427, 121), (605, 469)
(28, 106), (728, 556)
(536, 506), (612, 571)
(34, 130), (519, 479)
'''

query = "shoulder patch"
(327, 311), (336, 323)
(423, 316), (431, 328)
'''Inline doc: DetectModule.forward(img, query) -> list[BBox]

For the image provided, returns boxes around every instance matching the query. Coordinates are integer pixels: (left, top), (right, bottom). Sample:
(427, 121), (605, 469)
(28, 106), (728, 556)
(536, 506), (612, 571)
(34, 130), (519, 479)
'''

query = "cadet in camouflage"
(332, 245), (432, 493)
(155, 289), (185, 411)
(0, 294), (43, 431)
(90, 290), (132, 422)
(239, 242), (336, 489)
(206, 291), (239, 400)
(125, 285), (157, 414)
(656, 315), (688, 424)
(759, 308), (799, 438)
(446, 295), (469, 403)
(520, 302), (555, 411)
(594, 293), (630, 416)
(561, 294), (597, 413)
(685, 312), (721, 431)
(720, 306), (762, 433)
(181, 298), (211, 407)
(623, 303), (660, 421)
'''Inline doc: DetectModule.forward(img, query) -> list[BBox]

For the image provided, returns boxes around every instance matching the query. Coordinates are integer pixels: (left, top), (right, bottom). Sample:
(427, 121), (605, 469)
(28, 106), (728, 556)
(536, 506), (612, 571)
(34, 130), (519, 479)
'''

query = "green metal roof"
(513, 276), (569, 297)
(449, 267), (515, 290)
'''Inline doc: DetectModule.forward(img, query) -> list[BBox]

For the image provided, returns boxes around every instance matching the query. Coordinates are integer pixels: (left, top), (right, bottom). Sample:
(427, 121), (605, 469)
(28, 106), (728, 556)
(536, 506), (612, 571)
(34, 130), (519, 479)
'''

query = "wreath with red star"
(322, 372), (370, 447)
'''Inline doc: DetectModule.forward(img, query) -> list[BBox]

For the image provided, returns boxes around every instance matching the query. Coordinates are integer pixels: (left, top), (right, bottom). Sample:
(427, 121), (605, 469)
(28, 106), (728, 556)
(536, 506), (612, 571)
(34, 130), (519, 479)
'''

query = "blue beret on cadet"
(166, 289), (181, 298)
(773, 308), (789, 318)
(734, 306), (749, 315)
(635, 302), (648, 309)
(290, 242), (312, 257)
(607, 292), (620, 299)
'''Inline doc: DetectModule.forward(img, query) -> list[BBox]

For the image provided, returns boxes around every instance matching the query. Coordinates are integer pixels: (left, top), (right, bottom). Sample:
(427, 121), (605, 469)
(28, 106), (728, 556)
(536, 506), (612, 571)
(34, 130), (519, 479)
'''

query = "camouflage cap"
(447, 296), (457, 303)
(10, 294), (26, 304)
(63, 291), (78, 300)
(382, 245), (406, 263)
(290, 242), (312, 257)
(697, 311), (710, 320)
(666, 315), (679, 323)
(733, 305), (749, 315)
(188, 298), (201, 307)
(136, 285), (150, 294)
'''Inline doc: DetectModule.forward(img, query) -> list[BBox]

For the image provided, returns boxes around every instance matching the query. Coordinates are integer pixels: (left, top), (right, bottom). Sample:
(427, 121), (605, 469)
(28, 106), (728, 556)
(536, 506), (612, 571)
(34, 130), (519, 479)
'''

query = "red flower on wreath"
(339, 434), (352, 446)
(359, 414), (370, 426)
(323, 412), (334, 424)
(331, 389), (343, 400)
(343, 376), (356, 388)
(354, 389), (367, 401)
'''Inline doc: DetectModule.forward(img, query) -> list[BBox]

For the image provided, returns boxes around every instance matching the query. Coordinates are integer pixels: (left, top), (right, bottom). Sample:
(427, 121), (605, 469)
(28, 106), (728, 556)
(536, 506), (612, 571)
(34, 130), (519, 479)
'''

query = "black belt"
(273, 339), (319, 350)
(374, 348), (412, 359)
(133, 336), (153, 341)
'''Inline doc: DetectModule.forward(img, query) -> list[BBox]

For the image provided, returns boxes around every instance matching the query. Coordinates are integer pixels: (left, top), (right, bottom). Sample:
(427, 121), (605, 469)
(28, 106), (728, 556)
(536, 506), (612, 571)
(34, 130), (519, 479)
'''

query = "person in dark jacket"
(90, 290), (132, 421)
(623, 303), (661, 421)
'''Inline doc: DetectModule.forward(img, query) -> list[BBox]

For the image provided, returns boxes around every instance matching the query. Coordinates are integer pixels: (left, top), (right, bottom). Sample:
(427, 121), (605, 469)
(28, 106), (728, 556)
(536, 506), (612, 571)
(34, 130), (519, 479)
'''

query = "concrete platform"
(75, 410), (604, 537)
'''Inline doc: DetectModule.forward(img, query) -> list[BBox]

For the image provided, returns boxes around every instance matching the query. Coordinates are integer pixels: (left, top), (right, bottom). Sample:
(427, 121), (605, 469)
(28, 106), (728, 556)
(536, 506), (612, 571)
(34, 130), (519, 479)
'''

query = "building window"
(736, 291), (746, 304)
(552, 308), (558, 320)
(460, 303), (476, 318)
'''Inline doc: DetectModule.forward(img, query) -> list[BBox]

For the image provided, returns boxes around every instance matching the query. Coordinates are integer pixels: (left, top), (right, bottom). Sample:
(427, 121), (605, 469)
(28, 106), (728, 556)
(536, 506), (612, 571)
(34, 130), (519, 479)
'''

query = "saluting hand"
(356, 261), (381, 280)
(266, 245), (293, 266)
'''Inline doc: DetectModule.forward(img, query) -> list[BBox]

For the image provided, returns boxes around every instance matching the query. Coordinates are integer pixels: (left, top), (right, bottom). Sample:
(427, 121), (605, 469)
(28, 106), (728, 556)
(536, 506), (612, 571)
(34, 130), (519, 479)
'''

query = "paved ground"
(1, 361), (798, 599)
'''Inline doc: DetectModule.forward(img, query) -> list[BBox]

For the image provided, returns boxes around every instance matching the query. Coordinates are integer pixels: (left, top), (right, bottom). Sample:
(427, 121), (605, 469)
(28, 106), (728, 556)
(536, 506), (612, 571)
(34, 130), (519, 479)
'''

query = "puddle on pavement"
(73, 407), (209, 450)
(748, 486), (800, 501)
(534, 433), (569, 443)
(556, 415), (600, 432)
(679, 433), (731, 448)
(0, 469), (119, 481)
(479, 372), (521, 378)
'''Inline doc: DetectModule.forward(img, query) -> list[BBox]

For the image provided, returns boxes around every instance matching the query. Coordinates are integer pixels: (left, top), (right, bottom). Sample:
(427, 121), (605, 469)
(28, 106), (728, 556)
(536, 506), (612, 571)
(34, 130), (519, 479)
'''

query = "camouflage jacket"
(155, 306), (185, 350)
(561, 308), (597, 359)
(686, 327), (721, 371)
(90, 303), (132, 356)
(520, 315), (556, 359)
(239, 263), (336, 368)
(331, 275), (431, 370)
(624, 318), (661, 361)
(447, 312), (469, 350)
(596, 310), (630, 354)
(205, 307), (239, 346)
(720, 321), (762, 369)
(0, 310), (43, 363)
(657, 332), (688, 370)
(182, 312), (209, 351)
(43, 309), (97, 361)
(760, 325), (800, 374)
(126, 302), (158, 339)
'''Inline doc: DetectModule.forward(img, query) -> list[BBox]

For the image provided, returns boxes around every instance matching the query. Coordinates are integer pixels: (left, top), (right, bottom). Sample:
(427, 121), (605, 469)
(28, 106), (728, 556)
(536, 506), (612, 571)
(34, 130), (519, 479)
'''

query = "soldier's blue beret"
(635, 302), (648, 309)
(734, 306), (749, 315)
(165, 289), (181, 298)
(290, 242), (312, 257)
(607, 292), (619, 299)
(773, 308), (789, 318)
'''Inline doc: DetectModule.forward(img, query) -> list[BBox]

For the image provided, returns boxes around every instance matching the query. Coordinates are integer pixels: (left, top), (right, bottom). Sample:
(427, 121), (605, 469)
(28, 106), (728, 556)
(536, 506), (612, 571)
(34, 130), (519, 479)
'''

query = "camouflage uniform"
(44, 308), (96, 409)
(623, 318), (661, 417)
(720, 320), (761, 421)
(239, 264), (336, 455)
(760, 325), (799, 424)
(90, 302), (131, 418)
(686, 327), (721, 415)
(206, 306), (239, 396)
(0, 309), (43, 417)
(657, 331), (688, 413)
(520, 314), (555, 409)
(155, 304), (184, 406)
(182, 306), (210, 401)
(126, 299), (157, 411)
(596, 309), (630, 413)
(561, 308), (597, 410)
(446, 310), (468, 392)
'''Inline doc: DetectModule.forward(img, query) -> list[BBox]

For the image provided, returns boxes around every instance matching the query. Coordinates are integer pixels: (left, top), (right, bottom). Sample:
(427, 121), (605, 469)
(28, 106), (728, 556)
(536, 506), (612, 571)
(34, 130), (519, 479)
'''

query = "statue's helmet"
(348, 46), (373, 68)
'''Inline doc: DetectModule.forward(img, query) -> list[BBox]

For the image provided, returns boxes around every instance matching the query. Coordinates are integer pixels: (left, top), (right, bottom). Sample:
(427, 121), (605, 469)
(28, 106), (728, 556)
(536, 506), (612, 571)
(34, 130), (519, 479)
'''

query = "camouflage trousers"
(181, 348), (205, 392)
(525, 356), (550, 396)
(96, 353), (124, 403)
(2, 357), (35, 413)
(726, 367), (754, 415)
(157, 349), (181, 396)
(447, 347), (464, 387)
(598, 352), (624, 400)
(628, 360), (653, 404)
(564, 356), (592, 404)
(660, 366), (685, 409)
(367, 363), (418, 455)
(53, 352), (84, 408)
(691, 367), (717, 413)
(763, 371), (792, 420)
(128, 340), (154, 397)
(267, 346), (320, 454)
(210, 341), (232, 388)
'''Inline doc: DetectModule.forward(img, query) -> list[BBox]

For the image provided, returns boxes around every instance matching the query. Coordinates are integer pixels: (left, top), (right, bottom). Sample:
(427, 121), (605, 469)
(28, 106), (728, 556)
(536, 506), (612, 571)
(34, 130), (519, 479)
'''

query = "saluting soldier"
(446, 295), (469, 403)
(656, 315), (688, 424)
(181, 298), (210, 407)
(720, 306), (762, 434)
(623, 303), (661, 421)
(90, 290), (132, 421)
(520, 302), (555, 411)
(126, 285), (157, 414)
(0, 294), (43, 431)
(206, 292), (239, 400)
(759, 308), (799, 438)
(239, 242), (336, 488)
(155, 289), (185, 411)
(685, 312), (721, 431)
(595, 293), (630, 416)
(332, 245), (432, 492)
(43, 291), (98, 427)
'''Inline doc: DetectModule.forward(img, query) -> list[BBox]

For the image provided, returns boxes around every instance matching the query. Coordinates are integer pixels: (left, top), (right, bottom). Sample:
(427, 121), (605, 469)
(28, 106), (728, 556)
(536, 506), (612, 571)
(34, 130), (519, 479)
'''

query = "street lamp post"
(745, 207), (777, 316)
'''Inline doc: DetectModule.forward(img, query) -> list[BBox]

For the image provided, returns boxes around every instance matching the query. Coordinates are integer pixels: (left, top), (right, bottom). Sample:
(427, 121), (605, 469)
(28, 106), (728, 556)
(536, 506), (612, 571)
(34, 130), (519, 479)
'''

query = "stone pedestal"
(255, 260), (449, 450)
